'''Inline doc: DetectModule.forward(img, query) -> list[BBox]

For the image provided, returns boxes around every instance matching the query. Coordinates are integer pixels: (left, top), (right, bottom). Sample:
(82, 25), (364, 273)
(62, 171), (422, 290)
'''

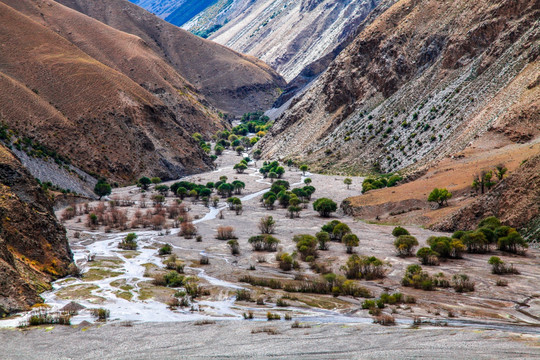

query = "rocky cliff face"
(56, 0), (286, 116)
(259, 0), (539, 176)
(207, 0), (381, 82)
(0, 145), (72, 315)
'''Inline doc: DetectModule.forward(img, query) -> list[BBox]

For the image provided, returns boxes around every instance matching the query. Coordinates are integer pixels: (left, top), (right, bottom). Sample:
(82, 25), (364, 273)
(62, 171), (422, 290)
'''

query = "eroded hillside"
(259, 0), (539, 175)
(56, 0), (286, 115)
(0, 145), (72, 315)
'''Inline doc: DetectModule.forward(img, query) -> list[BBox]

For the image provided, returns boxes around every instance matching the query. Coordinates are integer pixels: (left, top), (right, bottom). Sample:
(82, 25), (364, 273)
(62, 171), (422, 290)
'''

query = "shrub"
(164, 271), (185, 287)
(180, 222), (197, 239)
(199, 256), (210, 265)
(416, 247), (439, 265)
(249, 235), (280, 252)
(276, 298), (289, 307)
(401, 265), (435, 291)
(478, 216), (501, 230)
(332, 223), (351, 241)
(343, 255), (386, 280)
(228, 239), (240, 255)
(497, 230), (528, 254)
(267, 312), (281, 321)
(394, 235), (419, 256)
(235, 289), (252, 302)
(90, 308), (110, 321)
(259, 216), (276, 234)
(373, 314), (395, 326)
(342, 233), (360, 254)
(294, 234), (318, 260)
(392, 226), (410, 237)
(159, 243), (172, 255)
(118, 233), (138, 250)
(462, 231), (489, 253)
(316, 231), (330, 250)
(488, 256), (519, 275)
(427, 236), (464, 259)
(277, 253), (295, 271)
(452, 274), (475, 292)
(313, 198), (337, 217)
(216, 226), (237, 240)
(321, 219), (339, 234)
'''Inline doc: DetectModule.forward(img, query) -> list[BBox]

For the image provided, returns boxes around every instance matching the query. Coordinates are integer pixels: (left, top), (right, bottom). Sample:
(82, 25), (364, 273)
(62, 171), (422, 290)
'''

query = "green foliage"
(233, 163), (248, 173)
(427, 188), (452, 207)
(313, 198), (337, 217)
(391, 226), (410, 237)
(119, 233), (137, 250)
(159, 243), (172, 256)
(94, 179), (112, 199)
(342, 234), (360, 254)
(332, 223), (351, 241)
(342, 255), (386, 280)
(316, 231), (330, 250)
(248, 235), (280, 252)
(416, 247), (439, 265)
(427, 236), (464, 259)
(294, 234), (318, 260)
(138, 176), (151, 190)
(394, 235), (419, 256)
(362, 174), (402, 193)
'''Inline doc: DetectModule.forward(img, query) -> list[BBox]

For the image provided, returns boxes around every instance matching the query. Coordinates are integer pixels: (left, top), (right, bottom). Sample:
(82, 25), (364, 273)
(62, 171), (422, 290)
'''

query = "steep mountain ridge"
(0, 0), (218, 183)
(259, 0), (539, 176)
(0, 144), (72, 315)
(56, 0), (286, 115)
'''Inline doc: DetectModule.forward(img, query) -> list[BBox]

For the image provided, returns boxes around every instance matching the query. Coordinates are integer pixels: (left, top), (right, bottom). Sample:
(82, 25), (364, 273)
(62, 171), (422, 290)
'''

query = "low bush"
(118, 233), (138, 250)
(217, 226), (237, 240)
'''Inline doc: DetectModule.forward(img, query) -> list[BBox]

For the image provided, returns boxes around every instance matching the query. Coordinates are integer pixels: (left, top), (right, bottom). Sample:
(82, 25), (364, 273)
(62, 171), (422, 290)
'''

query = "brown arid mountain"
(258, 0), (539, 231)
(0, 145), (72, 315)
(0, 0), (222, 183)
(259, 0), (539, 174)
(55, 0), (286, 116)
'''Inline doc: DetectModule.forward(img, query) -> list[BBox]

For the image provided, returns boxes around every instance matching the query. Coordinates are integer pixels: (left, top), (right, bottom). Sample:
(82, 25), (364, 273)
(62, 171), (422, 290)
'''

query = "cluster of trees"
(261, 180), (315, 214)
(342, 255), (386, 280)
(472, 164), (508, 194)
(362, 173), (402, 193)
(214, 131), (257, 156)
(414, 217), (527, 267)
(320, 220), (359, 253)
(238, 111), (272, 134)
(259, 161), (285, 180)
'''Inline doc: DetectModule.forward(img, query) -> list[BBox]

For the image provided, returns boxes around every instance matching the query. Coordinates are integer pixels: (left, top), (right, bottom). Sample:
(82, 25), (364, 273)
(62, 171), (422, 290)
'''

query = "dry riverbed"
(1, 150), (539, 357)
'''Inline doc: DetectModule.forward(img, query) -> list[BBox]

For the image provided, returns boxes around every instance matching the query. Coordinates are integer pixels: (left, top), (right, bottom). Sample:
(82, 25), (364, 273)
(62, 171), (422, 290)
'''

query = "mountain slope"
(56, 0), (286, 115)
(204, 0), (382, 82)
(259, 0), (539, 175)
(0, 0), (224, 183)
(0, 145), (72, 315)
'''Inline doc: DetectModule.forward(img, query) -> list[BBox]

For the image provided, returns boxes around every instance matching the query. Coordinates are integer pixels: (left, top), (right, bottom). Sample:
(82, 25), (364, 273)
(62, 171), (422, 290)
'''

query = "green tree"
(176, 187), (187, 199)
(313, 198), (337, 217)
(416, 247), (439, 265)
(392, 226), (410, 237)
(344, 178), (352, 189)
(332, 223), (351, 242)
(233, 163), (248, 174)
(138, 176), (151, 190)
(94, 180), (111, 200)
(294, 234), (318, 261)
(394, 235), (419, 256)
(235, 146), (245, 155)
(494, 164), (507, 180)
(304, 178), (312, 185)
(342, 233), (359, 254)
(427, 188), (452, 207)
(316, 231), (330, 250)
(299, 164), (309, 176)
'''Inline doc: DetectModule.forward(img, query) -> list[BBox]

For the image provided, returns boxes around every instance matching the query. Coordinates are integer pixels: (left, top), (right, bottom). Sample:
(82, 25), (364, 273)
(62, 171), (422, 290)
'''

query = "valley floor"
(2, 149), (539, 357)
(2, 321), (540, 359)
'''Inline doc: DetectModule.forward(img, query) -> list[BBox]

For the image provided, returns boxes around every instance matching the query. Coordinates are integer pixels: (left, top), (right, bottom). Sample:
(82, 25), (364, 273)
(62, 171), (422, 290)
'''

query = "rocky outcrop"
(0, 145), (72, 315)
(434, 154), (540, 233)
(259, 0), (539, 176)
